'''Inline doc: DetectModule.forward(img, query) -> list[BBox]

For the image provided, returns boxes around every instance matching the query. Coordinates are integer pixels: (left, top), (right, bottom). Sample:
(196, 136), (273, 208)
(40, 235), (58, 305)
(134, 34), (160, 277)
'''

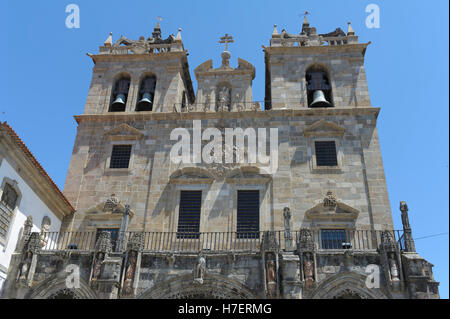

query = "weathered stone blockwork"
(1, 19), (439, 299)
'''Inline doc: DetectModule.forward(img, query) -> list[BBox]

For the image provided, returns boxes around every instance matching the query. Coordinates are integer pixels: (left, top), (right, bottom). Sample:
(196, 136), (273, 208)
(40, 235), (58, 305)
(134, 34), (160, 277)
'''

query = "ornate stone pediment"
(104, 124), (144, 141)
(305, 191), (359, 221)
(84, 194), (134, 219)
(225, 167), (272, 184)
(169, 167), (214, 184)
(302, 120), (346, 137)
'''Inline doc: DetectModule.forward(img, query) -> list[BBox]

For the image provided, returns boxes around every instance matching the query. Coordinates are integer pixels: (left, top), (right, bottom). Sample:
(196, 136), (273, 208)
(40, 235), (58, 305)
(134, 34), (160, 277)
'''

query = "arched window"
(136, 76), (156, 112)
(0, 181), (20, 243)
(1, 183), (18, 210)
(110, 75), (131, 112)
(306, 66), (333, 108)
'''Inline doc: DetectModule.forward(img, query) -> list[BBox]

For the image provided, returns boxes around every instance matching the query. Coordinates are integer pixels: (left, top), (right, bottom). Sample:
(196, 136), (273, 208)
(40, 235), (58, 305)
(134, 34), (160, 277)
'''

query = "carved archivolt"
(27, 275), (98, 299)
(308, 272), (388, 299)
(137, 273), (258, 299)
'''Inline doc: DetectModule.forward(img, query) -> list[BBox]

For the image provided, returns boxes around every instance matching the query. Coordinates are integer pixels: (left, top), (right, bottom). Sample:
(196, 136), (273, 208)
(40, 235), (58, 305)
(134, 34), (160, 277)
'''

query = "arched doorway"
(138, 274), (259, 299)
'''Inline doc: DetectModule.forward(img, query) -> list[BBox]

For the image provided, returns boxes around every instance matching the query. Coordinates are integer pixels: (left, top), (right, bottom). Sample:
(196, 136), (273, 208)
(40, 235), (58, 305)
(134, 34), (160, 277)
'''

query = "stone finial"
(272, 24), (279, 37)
(347, 22), (355, 36)
(175, 28), (182, 42)
(303, 15), (310, 27)
(104, 32), (113, 47)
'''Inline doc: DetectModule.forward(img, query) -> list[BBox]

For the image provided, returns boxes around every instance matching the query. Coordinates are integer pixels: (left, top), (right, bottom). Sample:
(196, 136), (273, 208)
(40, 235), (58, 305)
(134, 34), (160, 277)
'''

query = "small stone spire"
(272, 24), (279, 37)
(152, 20), (162, 39)
(175, 28), (182, 42)
(104, 32), (113, 47)
(347, 22), (355, 36)
(303, 15), (310, 27)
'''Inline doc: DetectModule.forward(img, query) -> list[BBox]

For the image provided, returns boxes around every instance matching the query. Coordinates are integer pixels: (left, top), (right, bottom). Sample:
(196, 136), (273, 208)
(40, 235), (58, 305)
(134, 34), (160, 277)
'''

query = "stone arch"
(27, 274), (98, 299)
(137, 273), (259, 299)
(305, 62), (334, 107)
(308, 272), (388, 299)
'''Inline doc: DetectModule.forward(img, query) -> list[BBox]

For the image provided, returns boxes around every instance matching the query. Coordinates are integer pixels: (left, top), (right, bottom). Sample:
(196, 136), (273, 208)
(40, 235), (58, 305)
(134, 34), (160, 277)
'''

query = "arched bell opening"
(136, 75), (156, 112)
(110, 74), (131, 112)
(306, 65), (334, 108)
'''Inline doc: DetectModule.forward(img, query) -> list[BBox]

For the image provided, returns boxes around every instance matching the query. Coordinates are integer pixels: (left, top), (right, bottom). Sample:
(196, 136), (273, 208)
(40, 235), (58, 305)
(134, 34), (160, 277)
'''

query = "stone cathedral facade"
(2, 18), (439, 299)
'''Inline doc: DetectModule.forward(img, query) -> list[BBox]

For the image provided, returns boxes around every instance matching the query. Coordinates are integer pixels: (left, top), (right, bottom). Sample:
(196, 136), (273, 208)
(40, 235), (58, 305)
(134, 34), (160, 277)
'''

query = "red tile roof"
(0, 121), (75, 213)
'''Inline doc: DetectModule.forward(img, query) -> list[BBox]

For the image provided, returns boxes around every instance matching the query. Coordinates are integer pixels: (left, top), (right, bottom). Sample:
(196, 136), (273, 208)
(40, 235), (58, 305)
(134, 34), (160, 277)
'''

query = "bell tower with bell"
(264, 16), (370, 109)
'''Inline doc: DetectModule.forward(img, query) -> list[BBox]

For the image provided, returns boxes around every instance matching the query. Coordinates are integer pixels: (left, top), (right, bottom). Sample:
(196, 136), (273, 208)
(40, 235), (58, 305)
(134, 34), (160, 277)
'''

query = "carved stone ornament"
(261, 231), (279, 252)
(380, 230), (398, 252)
(126, 233), (145, 252)
(95, 231), (113, 254)
(298, 228), (315, 252)
(323, 191), (338, 208)
(103, 194), (119, 212)
(303, 252), (315, 288)
(24, 232), (42, 254)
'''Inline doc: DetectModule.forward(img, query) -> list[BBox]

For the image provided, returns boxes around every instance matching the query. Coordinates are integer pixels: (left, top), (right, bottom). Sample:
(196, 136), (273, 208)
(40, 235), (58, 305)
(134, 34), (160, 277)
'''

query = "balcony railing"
(39, 230), (404, 253)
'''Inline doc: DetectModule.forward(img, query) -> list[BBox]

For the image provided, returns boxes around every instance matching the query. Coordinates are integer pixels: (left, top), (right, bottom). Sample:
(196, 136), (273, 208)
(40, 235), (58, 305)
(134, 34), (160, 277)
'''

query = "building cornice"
(263, 42), (371, 56)
(0, 122), (75, 219)
(74, 107), (380, 124)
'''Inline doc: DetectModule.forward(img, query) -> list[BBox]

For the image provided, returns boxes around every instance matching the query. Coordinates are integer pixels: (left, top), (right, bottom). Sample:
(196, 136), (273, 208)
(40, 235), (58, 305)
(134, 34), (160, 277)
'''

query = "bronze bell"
(309, 90), (332, 107)
(137, 92), (153, 111)
(111, 93), (126, 110)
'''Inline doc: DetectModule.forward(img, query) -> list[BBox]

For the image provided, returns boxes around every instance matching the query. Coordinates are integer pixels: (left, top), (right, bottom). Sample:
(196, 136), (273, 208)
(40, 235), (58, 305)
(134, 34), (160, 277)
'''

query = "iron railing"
(40, 229), (404, 253)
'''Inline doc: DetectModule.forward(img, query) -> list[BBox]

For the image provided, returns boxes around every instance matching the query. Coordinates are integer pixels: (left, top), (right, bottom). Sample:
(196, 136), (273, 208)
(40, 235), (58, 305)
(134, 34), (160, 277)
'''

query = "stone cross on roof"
(219, 34), (234, 52)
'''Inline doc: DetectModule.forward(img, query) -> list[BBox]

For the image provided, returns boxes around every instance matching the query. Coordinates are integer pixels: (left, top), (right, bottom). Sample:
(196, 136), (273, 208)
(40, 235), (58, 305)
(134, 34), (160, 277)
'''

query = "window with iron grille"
(110, 145), (132, 169)
(177, 191), (202, 239)
(96, 228), (120, 252)
(237, 190), (260, 239)
(315, 141), (338, 166)
(0, 203), (13, 240)
(321, 229), (347, 249)
(1, 183), (18, 210)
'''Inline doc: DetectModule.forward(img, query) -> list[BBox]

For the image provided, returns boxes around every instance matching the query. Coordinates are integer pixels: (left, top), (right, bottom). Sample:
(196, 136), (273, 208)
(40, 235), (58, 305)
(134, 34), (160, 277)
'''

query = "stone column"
(116, 204), (131, 252)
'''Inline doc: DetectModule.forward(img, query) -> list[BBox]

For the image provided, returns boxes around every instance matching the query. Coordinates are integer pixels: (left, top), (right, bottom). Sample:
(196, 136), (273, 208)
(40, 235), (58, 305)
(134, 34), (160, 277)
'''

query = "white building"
(0, 122), (74, 294)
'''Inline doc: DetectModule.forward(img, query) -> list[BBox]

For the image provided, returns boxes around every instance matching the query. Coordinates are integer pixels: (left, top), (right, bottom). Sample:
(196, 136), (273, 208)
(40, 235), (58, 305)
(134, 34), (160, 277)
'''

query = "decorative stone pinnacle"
(347, 22), (355, 36)
(272, 24), (279, 36)
(104, 32), (113, 47)
(175, 28), (182, 41)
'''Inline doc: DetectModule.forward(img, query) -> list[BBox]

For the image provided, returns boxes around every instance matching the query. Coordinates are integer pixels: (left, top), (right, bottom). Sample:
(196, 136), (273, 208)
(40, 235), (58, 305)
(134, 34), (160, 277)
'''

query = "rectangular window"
(0, 203), (13, 240)
(315, 141), (338, 166)
(321, 229), (347, 249)
(110, 145), (132, 169)
(96, 228), (120, 252)
(237, 190), (260, 239)
(177, 191), (202, 239)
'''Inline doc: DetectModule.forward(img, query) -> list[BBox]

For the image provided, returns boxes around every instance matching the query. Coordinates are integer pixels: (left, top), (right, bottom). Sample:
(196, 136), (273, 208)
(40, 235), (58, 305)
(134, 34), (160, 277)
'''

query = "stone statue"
(123, 250), (137, 295)
(283, 207), (292, 239)
(39, 216), (51, 248)
(217, 86), (231, 112)
(17, 251), (33, 281)
(265, 259), (277, 298)
(388, 253), (400, 281)
(303, 252), (315, 288)
(194, 253), (206, 284)
(91, 252), (105, 282)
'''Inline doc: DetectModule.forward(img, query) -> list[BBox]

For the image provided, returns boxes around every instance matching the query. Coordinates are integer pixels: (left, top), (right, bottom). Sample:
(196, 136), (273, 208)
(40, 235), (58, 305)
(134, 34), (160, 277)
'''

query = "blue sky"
(1, 0), (448, 298)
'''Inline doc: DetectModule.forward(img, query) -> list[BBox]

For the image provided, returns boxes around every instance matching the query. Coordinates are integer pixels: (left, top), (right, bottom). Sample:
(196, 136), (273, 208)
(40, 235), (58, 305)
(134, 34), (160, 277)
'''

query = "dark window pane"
(315, 141), (338, 166)
(1, 184), (18, 210)
(110, 145), (132, 169)
(321, 229), (347, 249)
(177, 191), (202, 239)
(237, 190), (260, 239)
